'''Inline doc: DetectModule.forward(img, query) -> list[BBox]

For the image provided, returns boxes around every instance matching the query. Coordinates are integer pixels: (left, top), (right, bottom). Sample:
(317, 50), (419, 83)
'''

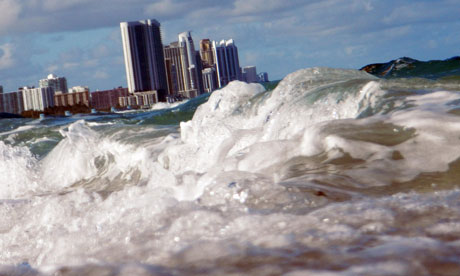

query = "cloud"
(0, 0), (150, 34)
(0, 43), (15, 70)
(0, 0), (22, 33)
(232, 0), (298, 16)
(92, 45), (110, 58)
(1, 0), (460, 90)
(93, 70), (109, 79)
(0, 0), (457, 40)
(46, 64), (59, 73)
(41, 0), (93, 12)
(145, 0), (188, 18)
(344, 45), (367, 56)
(382, 2), (459, 26)
(63, 62), (79, 69)
(382, 25), (412, 38)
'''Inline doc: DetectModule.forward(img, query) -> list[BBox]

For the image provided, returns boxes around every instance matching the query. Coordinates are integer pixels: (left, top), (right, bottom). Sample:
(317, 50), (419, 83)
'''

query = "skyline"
(1, 0), (459, 92)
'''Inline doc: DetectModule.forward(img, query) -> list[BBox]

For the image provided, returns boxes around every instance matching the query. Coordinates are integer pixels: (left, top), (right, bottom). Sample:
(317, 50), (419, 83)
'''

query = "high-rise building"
(164, 32), (204, 98)
(0, 91), (24, 114)
(22, 87), (55, 111)
(200, 39), (214, 68)
(69, 86), (89, 93)
(202, 67), (218, 93)
(164, 42), (188, 97)
(120, 19), (168, 101)
(119, 91), (158, 108)
(54, 90), (89, 107)
(258, 72), (269, 82)
(243, 66), (258, 83)
(90, 87), (129, 111)
(0, 86), (3, 94)
(212, 39), (242, 88)
(178, 31), (203, 96)
(39, 74), (68, 93)
(194, 50), (205, 95)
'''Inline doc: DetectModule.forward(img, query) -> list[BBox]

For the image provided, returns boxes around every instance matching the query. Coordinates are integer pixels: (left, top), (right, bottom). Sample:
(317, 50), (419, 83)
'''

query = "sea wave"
(1, 67), (460, 275)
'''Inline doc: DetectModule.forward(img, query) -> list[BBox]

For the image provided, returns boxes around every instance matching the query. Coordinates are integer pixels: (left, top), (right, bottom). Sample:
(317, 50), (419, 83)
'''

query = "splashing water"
(1, 67), (460, 275)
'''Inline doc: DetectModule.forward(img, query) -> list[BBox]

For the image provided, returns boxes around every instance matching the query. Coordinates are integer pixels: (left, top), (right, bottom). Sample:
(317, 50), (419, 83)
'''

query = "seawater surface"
(2, 68), (460, 275)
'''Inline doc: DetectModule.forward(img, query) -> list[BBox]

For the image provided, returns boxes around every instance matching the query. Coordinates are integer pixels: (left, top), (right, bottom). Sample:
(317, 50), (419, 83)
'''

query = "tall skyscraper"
(120, 19), (168, 101)
(164, 42), (188, 97)
(258, 72), (269, 82)
(178, 31), (202, 96)
(202, 67), (217, 93)
(39, 74), (68, 93)
(0, 91), (24, 115)
(212, 39), (242, 88)
(22, 87), (55, 111)
(164, 32), (204, 98)
(200, 39), (214, 68)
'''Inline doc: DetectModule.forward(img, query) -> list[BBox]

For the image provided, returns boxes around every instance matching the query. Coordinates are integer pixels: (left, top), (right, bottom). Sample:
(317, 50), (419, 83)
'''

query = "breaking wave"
(2, 67), (460, 275)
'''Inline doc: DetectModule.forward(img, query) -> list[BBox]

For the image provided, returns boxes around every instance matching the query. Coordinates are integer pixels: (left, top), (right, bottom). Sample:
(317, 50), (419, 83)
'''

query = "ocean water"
(2, 67), (460, 275)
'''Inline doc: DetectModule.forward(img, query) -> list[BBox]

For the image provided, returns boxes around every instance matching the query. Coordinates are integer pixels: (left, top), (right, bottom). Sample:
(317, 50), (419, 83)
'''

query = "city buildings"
(202, 67), (218, 93)
(119, 91), (158, 108)
(69, 86), (89, 93)
(0, 18), (268, 116)
(258, 72), (269, 82)
(164, 42), (188, 97)
(212, 39), (242, 87)
(54, 88), (90, 107)
(0, 90), (24, 114)
(200, 39), (214, 68)
(90, 87), (129, 111)
(178, 31), (200, 95)
(243, 66), (258, 83)
(39, 74), (68, 94)
(22, 87), (55, 111)
(164, 32), (204, 99)
(120, 19), (168, 101)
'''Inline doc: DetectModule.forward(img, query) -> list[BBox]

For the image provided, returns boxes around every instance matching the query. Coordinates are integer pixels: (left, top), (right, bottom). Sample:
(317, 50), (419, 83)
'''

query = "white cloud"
(382, 25), (412, 38)
(0, 0), (22, 34)
(42, 0), (92, 12)
(63, 62), (79, 69)
(46, 64), (59, 73)
(344, 45), (367, 56)
(352, 0), (374, 12)
(0, 0), (455, 40)
(84, 59), (99, 67)
(233, 0), (289, 15)
(93, 70), (109, 79)
(0, 43), (15, 70)
(145, 0), (188, 17)
(243, 51), (261, 65)
(92, 45), (109, 58)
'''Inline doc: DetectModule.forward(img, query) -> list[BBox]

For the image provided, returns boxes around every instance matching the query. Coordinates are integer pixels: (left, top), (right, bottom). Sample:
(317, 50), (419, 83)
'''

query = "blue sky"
(0, 0), (459, 92)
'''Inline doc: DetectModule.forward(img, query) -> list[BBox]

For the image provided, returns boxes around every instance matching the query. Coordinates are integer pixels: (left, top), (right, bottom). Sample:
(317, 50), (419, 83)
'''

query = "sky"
(0, 0), (459, 92)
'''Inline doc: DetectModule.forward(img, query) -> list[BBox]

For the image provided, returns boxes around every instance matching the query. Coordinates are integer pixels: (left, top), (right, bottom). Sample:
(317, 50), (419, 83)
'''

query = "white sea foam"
(0, 125), (37, 136)
(2, 68), (460, 274)
(0, 142), (39, 198)
(150, 99), (189, 110)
